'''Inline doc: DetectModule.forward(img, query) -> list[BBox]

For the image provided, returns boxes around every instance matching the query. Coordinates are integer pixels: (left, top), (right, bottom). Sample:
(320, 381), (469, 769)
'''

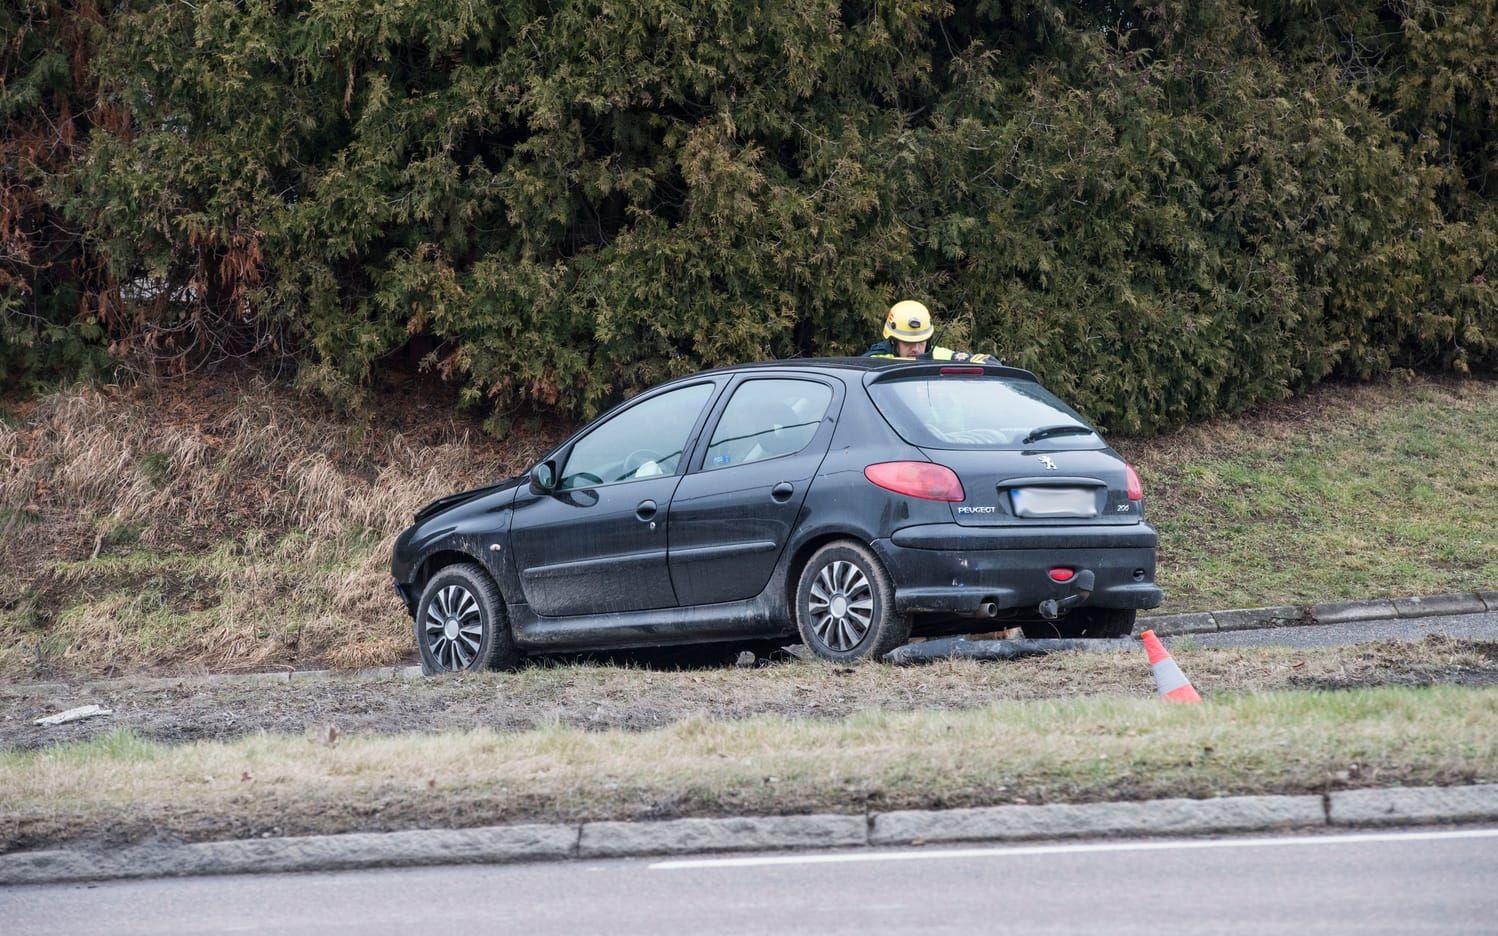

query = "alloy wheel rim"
(424, 584), (483, 670)
(807, 560), (874, 652)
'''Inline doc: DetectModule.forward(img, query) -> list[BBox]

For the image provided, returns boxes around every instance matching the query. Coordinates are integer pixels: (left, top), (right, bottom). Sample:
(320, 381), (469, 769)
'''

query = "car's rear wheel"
(1021, 607), (1136, 640)
(794, 542), (910, 663)
(415, 563), (522, 674)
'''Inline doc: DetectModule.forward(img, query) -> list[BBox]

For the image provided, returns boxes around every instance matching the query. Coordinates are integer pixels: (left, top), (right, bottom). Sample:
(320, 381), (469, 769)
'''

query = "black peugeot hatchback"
(392, 358), (1162, 671)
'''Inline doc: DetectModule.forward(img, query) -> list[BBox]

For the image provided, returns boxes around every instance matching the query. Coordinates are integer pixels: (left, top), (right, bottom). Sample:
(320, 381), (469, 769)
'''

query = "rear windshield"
(867, 376), (1100, 450)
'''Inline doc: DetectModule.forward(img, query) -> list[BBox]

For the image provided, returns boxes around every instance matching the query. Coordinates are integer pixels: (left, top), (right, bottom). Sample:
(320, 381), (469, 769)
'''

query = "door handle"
(635, 499), (658, 521)
(770, 482), (794, 502)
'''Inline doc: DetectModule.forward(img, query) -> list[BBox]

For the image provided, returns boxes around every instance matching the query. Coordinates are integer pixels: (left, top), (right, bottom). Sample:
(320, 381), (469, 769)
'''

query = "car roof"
(691, 356), (1039, 382)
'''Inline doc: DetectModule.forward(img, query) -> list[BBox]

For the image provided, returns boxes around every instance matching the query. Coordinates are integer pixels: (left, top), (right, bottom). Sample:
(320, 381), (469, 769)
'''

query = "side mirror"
(529, 460), (557, 494)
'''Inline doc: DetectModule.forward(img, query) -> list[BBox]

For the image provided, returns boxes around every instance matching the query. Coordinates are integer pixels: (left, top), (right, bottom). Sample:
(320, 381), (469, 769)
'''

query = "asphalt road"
(1186, 609), (1498, 649)
(4, 828), (1496, 935)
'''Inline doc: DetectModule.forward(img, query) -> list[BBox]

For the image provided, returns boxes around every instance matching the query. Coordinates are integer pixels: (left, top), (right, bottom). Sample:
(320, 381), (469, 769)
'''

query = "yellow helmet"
(883, 300), (934, 342)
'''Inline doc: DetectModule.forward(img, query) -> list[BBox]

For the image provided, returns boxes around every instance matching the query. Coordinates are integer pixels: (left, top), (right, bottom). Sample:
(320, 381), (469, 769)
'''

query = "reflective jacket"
(863, 340), (996, 363)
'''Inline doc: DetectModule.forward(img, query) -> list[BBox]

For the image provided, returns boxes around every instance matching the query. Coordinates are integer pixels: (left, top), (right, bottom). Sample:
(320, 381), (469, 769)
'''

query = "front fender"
(390, 487), (519, 600)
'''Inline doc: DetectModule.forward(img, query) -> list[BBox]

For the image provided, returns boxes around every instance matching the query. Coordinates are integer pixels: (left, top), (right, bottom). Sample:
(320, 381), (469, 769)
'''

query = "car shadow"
(530, 640), (800, 672)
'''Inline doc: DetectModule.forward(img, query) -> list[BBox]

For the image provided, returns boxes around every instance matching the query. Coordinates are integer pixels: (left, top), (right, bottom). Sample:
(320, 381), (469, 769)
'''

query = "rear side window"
(703, 379), (832, 470)
(868, 377), (1098, 450)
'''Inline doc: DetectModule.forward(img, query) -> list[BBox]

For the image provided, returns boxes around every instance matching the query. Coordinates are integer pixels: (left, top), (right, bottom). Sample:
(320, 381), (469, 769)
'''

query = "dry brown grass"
(0, 371), (565, 677)
(2, 375), (517, 539)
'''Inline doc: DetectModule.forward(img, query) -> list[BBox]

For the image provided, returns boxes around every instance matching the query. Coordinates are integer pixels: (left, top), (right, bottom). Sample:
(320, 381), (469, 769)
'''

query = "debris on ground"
(33, 704), (113, 726)
(885, 636), (1138, 664)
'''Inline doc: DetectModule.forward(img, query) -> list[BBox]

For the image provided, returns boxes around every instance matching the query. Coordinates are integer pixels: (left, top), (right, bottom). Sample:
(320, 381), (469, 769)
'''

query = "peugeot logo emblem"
(1038, 455), (1058, 470)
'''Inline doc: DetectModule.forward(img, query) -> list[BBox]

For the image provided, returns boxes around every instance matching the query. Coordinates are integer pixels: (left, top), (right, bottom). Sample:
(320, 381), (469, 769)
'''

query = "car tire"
(414, 563), (522, 674)
(794, 541), (910, 663)
(1021, 607), (1136, 640)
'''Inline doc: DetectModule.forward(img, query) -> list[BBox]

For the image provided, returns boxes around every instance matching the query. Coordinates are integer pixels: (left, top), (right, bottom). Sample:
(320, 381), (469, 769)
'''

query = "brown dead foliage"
(0, 368), (570, 677)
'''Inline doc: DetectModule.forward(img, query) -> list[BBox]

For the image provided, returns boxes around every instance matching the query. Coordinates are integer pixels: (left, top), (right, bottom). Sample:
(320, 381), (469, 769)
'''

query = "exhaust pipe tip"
(979, 601), (999, 618)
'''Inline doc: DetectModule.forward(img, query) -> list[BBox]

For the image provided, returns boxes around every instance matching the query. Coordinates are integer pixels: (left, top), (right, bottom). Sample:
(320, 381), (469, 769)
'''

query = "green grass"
(1125, 379), (1497, 612)
(3, 685), (1494, 850)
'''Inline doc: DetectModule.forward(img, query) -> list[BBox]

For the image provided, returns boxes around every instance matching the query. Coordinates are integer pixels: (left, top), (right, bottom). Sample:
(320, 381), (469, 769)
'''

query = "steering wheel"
(622, 448), (663, 477)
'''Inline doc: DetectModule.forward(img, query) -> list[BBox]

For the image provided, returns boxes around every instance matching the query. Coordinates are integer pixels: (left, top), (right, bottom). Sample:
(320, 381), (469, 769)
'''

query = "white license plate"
(1009, 487), (1098, 518)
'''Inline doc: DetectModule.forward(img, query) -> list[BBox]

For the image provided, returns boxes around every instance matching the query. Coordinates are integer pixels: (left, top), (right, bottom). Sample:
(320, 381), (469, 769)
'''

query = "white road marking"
(650, 827), (1498, 871)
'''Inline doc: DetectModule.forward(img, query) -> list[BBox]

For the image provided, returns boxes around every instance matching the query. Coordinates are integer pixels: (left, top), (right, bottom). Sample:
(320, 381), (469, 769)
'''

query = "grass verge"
(1123, 377), (1497, 612)
(2, 684), (1494, 852)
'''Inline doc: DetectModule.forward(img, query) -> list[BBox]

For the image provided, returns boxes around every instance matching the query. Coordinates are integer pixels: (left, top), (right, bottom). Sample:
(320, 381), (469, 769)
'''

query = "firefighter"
(863, 300), (997, 362)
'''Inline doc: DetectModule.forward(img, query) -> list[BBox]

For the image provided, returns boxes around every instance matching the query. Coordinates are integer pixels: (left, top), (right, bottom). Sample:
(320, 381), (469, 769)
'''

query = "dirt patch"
(5, 638), (1494, 752)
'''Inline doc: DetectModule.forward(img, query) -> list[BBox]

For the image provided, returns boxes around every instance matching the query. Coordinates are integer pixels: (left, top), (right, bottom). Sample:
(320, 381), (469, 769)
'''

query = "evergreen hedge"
(4, 1), (1494, 433)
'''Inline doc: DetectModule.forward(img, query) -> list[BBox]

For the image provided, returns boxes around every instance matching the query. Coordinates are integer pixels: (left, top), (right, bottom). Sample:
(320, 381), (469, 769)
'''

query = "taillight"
(863, 462), (966, 502)
(1125, 463), (1143, 501)
(1048, 567), (1075, 583)
(939, 366), (984, 375)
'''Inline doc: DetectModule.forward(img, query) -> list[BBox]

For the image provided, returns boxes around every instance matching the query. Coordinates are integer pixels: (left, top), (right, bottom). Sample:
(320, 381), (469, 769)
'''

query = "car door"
(509, 380), (719, 617)
(668, 375), (842, 606)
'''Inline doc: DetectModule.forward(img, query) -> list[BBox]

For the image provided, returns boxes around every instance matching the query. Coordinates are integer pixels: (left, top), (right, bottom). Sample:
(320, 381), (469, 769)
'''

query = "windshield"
(867, 377), (1100, 450)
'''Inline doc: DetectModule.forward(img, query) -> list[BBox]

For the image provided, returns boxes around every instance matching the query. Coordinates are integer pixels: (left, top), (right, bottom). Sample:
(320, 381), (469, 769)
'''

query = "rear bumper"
(871, 522), (1163, 615)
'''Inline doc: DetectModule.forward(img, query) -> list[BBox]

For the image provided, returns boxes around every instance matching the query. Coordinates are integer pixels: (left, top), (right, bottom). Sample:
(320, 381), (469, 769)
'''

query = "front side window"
(703, 379), (833, 471)
(558, 383), (714, 490)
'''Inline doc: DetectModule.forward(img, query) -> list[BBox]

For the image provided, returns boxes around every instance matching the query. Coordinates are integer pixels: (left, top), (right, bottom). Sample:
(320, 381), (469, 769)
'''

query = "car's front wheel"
(415, 563), (522, 674)
(794, 542), (910, 663)
(1021, 607), (1136, 640)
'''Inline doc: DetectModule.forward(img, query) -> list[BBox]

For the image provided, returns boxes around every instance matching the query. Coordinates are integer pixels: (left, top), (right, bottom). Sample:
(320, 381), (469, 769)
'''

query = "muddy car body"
(392, 358), (1162, 670)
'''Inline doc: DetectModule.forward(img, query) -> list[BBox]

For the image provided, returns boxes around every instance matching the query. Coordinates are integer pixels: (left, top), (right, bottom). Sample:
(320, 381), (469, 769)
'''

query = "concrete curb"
(1140, 591), (1490, 638)
(3, 785), (1495, 886)
(579, 815), (867, 859)
(0, 823), (577, 885)
(1329, 785), (1498, 826)
(1393, 594), (1488, 618)
(869, 795), (1325, 845)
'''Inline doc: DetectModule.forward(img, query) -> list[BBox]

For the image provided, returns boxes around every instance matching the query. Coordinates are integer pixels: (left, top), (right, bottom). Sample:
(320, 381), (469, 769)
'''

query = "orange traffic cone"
(1141, 629), (1201, 703)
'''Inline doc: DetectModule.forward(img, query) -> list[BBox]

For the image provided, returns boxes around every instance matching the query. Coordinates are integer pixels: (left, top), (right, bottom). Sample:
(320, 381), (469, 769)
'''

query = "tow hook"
(1038, 569), (1095, 620)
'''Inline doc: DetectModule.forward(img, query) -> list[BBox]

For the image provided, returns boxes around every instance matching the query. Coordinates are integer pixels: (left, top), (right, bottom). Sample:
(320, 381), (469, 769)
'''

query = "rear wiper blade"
(1022, 424), (1096, 444)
